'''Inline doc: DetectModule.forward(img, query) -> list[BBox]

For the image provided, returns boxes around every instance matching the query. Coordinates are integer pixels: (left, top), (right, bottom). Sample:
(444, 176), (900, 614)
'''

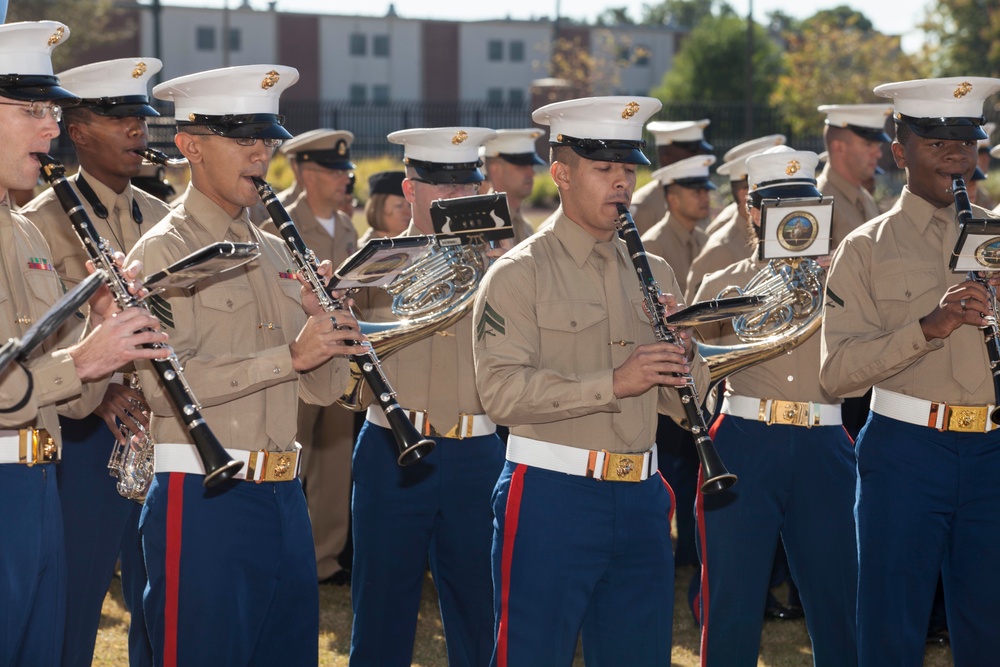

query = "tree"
(7, 0), (133, 70)
(806, 5), (874, 32)
(640, 0), (735, 28)
(771, 14), (926, 137)
(596, 7), (635, 26)
(652, 14), (784, 104)
(921, 0), (1000, 76)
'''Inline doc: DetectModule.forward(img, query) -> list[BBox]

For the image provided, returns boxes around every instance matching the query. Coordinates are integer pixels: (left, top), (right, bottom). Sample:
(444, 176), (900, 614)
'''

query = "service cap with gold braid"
(532, 96), (663, 165)
(747, 145), (822, 206)
(152, 64), (299, 140)
(282, 128), (355, 170)
(388, 127), (496, 184)
(874, 76), (1000, 141)
(481, 128), (545, 166)
(57, 57), (161, 117)
(817, 103), (893, 143)
(0, 20), (77, 102)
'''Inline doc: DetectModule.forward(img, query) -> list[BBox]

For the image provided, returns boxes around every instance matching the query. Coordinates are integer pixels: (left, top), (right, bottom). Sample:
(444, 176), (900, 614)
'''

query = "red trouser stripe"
(698, 413), (725, 666)
(496, 464), (526, 667)
(658, 471), (676, 524)
(163, 472), (186, 667)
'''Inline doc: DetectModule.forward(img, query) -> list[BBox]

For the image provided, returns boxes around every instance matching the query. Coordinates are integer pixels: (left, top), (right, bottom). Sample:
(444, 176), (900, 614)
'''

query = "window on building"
(509, 88), (525, 106)
(373, 85), (390, 105)
(487, 40), (503, 61)
(227, 28), (241, 52)
(196, 26), (215, 51)
(509, 40), (525, 62)
(350, 84), (367, 104)
(350, 33), (366, 56)
(373, 34), (390, 57)
(487, 88), (504, 106)
(634, 45), (650, 66)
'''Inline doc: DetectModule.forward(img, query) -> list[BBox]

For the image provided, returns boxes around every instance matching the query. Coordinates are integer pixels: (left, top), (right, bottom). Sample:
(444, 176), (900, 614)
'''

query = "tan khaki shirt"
(704, 201), (737, 237)
(0, 203), (103, 442)
(473, 209), (710, 453)
(641, 212), (707, 297)
(510, 207), (533, 244)
(259, 191), (358, 269)
(695, 255), (836, 404)
(126, 187), (347, 452)
(817, 163), (879, 248)
(686, 208), (753, 303)
(352, 221), (486, 435)
(821, 187), (997, 403)
(629, 179), (666, 236)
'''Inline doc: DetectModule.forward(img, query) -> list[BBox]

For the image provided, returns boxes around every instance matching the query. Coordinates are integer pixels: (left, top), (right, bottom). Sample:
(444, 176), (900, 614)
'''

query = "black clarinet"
(615, 203), (737, 494)
(252, 177), (435, 466)
(951, 174), (1000, 425)
(36, 153), (243, 486)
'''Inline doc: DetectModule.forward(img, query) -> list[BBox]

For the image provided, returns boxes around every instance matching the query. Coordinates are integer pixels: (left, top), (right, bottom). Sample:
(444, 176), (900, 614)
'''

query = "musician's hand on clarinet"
(613, 341), (692, 399)
(95, 382), (150, 443)
(921, 279), (994, 340)
(68, 308), (172, 382)
(660, 293), (697, 361)
(85, 255), (149, 323)
(290, 310), (368, 372)
(298, 259), (337, 316)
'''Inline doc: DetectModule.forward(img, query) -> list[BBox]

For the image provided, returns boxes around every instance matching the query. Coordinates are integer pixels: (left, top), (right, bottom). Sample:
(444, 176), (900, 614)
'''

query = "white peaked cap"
(153, 65), (299, 119)
(533, 96), (662, 164)
(718, 134), (787, 181)
(652, 154), (717, 188)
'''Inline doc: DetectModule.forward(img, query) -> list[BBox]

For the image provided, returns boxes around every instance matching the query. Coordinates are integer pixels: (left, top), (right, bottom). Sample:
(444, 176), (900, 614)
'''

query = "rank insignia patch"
(477, 302), (505, 341)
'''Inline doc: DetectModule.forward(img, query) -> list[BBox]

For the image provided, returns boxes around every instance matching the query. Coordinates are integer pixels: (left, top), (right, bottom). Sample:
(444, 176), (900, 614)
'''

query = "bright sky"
(164, 0), (929, 51)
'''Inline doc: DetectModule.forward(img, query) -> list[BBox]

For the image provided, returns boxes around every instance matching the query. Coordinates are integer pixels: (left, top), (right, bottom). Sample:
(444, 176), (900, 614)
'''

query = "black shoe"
(319, 569), (351, 586)
(926, 628), (949, 646)
(764, 603), (804, 621)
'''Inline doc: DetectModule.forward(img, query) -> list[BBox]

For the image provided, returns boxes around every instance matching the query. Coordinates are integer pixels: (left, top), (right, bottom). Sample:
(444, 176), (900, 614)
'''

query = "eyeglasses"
(234, 136), (283, 148)
(0, 100), (62, 122)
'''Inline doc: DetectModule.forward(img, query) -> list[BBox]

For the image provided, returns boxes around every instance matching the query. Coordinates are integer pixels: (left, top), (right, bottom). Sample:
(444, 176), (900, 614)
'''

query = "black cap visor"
(666, 138), (714, 154)
(497, 151), (545, 166)
(0, 74), (78, 102)
(180, 112), (292, 140)
(670, 176), (717, 191)
(70, 95), (159, 118)
(749, 180), (822, 207)
(844, 123), (891, 143)
(896, 113), (987, 141)
(553, 134), (650, 165)
(296, 150), (355, 170)
(405, 157), (484, 184)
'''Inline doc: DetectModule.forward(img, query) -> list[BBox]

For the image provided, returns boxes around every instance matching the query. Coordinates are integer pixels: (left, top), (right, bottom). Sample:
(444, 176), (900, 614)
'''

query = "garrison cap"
(653, 155), (717, 190)
(818, 103), (892, 142)
(58, 58), (161, 117)
(0, 21), (76, 102)
(388, 127), (496, 184)
(747, 146), (822, 205)
(875, 77), (1000, 141)
(533, 96), (662, 165)
(645, 118), (713, 153)
(481, 128), (545, 166)
(283, 129), (355, 170)
(718, 134), (787, 182)
(368, 171), (405, 197)
(153, 65), (298, 140)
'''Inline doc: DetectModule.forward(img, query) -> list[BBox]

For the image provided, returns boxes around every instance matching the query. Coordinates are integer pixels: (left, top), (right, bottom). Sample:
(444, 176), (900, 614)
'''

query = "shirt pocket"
(22, 267), (61, 306)
(197, 282), (255, 314)
(537, 300), (608, 372)
(872, 266), (939, 327)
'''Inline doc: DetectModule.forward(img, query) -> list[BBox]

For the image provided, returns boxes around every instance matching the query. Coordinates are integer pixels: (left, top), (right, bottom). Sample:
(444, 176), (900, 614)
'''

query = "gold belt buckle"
(442, 413), (475, 440)
(19, 428), (57, 466)
(409, 410), (433, 438)
(944, 405), (988, 433)
(246, 450), (297, 482)
(765, 400), (812, 428)
(601, 451), (646, 482)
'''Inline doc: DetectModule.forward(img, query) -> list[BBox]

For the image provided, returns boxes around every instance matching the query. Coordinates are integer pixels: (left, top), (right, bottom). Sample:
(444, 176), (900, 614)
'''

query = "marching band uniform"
(349, 126), (505, 667)
(629, 119), (713, 235)
(259, 129), (359, 586)
(693, 148), (857, 666)
(821, 76), (1000, 666)
(475, 96), (710, 666)
(130, 65), (350, 666)
(20, 57), (169, 667)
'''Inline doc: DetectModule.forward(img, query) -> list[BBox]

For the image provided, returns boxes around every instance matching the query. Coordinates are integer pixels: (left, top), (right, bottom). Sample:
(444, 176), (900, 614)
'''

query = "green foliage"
(7, 0), (134, 70)
(652, 14), (784, 104)
(921, 0), (1000, 76)
(641, 0), (735, 28)
(771, 17), (927, 137)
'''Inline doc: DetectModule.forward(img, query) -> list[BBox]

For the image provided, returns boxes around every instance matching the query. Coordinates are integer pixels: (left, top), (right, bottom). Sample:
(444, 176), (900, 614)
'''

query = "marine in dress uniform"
(258, 129), (359, 586)
(348, 125), (506, 667)
(821, 76), (1000, 667)
(0, 22), (169, 666)
(129, 65), (362, 667)
(687, 134), (786, 301)
(975, 122), (997, 210)
(358, 170), (408, 245)
(481, 128), (545, 243)
(474, 96), (711, 666)
(19, 57), (170, 667)
(693, 146), (858, 667)
(629, 119), (713, 235)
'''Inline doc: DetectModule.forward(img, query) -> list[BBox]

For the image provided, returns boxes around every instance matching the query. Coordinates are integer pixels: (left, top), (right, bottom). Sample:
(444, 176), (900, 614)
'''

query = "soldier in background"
(481, 128), (544, 243)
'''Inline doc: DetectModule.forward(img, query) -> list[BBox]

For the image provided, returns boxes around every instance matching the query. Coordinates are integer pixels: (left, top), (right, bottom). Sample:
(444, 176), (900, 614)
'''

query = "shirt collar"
(77, 166), (134, 209)
(184, 185), (250, 240)
(821, 163), (863, 207)
(552, 208), (620, 269)
(899, 186), (954, 235)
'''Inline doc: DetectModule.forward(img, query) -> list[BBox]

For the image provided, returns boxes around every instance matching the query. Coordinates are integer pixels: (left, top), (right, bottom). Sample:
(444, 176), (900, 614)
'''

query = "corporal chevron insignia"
(148, 293), (174, 328)
(476, 302), (506, 341)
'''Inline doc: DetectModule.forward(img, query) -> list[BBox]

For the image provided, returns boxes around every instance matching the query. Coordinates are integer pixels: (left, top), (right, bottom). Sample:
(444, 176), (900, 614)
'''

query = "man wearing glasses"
(348, 127), (508, 666)
(126, 64), (365, 665)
